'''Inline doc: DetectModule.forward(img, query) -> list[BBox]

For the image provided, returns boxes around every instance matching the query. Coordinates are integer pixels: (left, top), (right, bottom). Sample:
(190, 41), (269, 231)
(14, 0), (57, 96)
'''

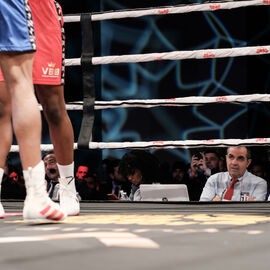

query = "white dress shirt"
(200, 170), (267, 201)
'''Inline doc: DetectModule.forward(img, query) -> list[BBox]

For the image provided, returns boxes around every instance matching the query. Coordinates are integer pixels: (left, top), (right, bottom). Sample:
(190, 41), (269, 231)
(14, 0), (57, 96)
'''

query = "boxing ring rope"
(11, 0), (270, 152)
(65, 45), (270, 67)
(61, 94), (270, 110)
(64, 0), (270, 23)
(9, 138), (270, 153)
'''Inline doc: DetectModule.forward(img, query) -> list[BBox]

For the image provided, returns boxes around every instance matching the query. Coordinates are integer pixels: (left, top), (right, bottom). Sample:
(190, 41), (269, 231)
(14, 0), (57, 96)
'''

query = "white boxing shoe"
(59, 177), (80, 216)
(23, 194), (66, 222)
(23, 162), (67, 222)
(0, 202), (5, 219)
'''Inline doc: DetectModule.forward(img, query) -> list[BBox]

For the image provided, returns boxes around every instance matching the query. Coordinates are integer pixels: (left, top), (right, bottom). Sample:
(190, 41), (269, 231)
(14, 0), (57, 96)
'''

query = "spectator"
(189, 149), (221, 178)
(218, 156), (227, 172)
(43, 152), (60, 201)
(187, 149), (222, 200)
(170, 161), (189, 184)
(2, 165), (26, 200)
(200, 146), (267, 201)
(76, 165), (89, 180)
(9, 171), (19, 182)
(101, 158), (131, 199)
(204, 149), (221, 175)
(250, 161), (270, 200)
(249, 161), (267, 179)
(80, 172), (107, 200)
(187, 152), (208, 201)
(118, 150), (160, 201)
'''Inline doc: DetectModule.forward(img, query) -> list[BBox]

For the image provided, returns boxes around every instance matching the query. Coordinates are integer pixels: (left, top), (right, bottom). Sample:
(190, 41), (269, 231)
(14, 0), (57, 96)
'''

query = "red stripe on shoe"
(46, 209), (59, 219)
(53, 212), (65, 220)
(40, 205), (51, 215)
(68, 212), (79, 216)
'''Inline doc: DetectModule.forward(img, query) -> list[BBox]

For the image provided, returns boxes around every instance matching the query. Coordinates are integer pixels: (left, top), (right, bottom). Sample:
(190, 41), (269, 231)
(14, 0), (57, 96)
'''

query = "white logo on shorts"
(42, 63), (60, 78)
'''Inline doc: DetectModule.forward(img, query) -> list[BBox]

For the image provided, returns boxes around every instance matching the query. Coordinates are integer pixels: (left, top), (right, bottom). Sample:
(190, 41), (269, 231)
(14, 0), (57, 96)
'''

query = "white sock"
(57, 162), (74, 179)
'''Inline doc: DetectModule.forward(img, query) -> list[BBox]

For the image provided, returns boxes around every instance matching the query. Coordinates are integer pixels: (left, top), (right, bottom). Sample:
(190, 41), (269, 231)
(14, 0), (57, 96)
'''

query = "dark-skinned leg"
(36, 84), (79, 216)
(36, 84), (74, 165)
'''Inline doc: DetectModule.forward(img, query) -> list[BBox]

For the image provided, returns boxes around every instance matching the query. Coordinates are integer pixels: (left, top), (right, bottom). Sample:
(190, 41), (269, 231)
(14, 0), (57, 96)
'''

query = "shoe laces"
(59, 177), (78, 199)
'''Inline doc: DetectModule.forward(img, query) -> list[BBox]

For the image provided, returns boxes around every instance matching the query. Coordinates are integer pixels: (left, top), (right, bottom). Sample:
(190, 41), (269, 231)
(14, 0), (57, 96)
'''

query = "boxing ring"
(2, 1), (270, 268)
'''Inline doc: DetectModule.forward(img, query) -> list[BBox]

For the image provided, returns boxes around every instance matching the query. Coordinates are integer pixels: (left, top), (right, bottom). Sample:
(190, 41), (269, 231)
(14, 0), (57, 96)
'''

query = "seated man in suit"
(200, 146), (267, 201)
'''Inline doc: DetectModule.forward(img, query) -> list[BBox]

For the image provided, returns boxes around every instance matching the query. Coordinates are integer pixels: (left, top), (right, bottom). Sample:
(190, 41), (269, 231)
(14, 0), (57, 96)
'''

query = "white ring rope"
(65, 45), (270, 66)
(9, 138), (270, 152)
(64, 0), (270, 23)
(55, 94), (270, 111)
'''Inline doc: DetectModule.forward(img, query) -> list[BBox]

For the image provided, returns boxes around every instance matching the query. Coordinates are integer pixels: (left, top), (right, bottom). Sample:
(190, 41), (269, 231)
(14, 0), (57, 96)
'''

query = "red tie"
(224, 179), (238, 200)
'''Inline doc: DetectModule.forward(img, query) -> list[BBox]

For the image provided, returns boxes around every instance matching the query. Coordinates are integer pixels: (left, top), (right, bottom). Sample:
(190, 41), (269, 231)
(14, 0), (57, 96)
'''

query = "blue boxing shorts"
(0, 0), (36, 52)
